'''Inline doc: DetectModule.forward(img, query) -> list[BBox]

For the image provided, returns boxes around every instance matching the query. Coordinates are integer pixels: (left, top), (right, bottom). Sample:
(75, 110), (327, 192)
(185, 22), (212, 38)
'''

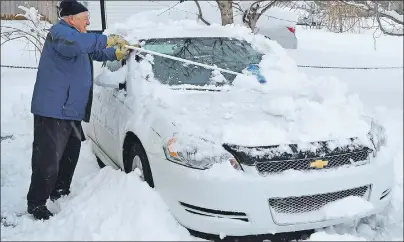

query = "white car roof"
(132, 29), (242, 40)
(105, 19), (253, 43)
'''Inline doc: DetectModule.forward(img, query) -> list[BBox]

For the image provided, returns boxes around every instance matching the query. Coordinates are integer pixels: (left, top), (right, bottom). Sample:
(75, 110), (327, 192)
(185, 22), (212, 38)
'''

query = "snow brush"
(125, 45), (242, 76)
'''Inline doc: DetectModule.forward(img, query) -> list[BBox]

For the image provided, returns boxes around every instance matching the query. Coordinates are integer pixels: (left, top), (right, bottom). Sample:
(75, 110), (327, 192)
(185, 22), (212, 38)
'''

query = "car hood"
(139, 82), (373, 149)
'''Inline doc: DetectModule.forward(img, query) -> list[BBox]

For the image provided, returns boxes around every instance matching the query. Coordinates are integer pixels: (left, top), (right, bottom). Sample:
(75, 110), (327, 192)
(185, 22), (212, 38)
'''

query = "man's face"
(69, 11), (90, 33)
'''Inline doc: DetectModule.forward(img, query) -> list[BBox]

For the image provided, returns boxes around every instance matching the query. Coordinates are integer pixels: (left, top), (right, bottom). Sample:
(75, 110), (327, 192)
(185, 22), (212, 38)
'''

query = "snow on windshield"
(141, 37), (262, 86)
(102, 16), (374, 153)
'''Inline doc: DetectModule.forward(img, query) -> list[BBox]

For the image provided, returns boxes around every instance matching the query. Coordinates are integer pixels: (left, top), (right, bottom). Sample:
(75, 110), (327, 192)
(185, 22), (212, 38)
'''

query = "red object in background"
(287, 27), (296, 34)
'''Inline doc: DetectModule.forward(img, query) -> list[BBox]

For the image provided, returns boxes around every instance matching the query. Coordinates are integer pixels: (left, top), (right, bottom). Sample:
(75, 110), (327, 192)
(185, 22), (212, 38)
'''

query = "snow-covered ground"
(1, 20), (402, 241)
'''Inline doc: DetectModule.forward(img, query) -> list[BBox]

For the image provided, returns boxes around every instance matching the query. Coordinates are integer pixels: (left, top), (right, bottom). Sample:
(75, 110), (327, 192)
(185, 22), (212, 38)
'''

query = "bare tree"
(216, 0), (234, 25)
(339, 1), (403, 36)
(171, 0), (403, 36)
(233, 1), (296, 32)
(186, 0), (233, 25)
(295, 1), (324, 29)
(182, 0), (296, 30)
(322, 1), (364, 33)
(179, 0), (212, 25)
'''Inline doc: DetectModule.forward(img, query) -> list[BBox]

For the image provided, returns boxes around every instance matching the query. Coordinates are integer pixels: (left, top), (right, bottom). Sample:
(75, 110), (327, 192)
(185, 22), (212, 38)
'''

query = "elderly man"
(27, 0), (130, 220)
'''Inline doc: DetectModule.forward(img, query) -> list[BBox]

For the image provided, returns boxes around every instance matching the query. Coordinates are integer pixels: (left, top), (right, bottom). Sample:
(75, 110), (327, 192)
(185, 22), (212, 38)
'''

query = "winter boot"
(50, 188), (70, 202)
(27, 205), (54, 220)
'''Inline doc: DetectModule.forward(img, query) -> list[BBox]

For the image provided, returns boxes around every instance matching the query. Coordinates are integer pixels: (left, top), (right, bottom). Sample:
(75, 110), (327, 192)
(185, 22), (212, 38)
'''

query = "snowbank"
(307, 231), (366, 241)
(4, 167), (194, 241)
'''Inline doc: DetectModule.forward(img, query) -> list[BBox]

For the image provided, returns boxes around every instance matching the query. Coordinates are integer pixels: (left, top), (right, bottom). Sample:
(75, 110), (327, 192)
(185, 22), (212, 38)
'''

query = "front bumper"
(150, 153), (394, 236)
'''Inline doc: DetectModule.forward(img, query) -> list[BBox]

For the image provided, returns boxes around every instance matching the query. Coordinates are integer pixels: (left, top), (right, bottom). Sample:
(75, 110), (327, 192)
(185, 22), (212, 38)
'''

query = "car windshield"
(142, 37), (263, 86)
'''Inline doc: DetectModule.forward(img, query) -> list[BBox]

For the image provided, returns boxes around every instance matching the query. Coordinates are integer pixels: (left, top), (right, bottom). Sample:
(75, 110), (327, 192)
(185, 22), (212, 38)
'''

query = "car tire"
(125, 140), (155, 188)
(96, 156), (106, 169)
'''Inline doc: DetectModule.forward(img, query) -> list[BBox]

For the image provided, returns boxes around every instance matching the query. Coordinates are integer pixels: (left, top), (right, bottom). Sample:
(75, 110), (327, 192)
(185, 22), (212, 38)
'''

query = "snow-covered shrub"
(1, 6), (51, 59)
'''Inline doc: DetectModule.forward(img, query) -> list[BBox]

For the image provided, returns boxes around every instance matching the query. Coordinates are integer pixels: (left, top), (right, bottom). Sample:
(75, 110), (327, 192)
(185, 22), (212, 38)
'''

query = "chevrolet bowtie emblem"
(310, 159), (329, 169)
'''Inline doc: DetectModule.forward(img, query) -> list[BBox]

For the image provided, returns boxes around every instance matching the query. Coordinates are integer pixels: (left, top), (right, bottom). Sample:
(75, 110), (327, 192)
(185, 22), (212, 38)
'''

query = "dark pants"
(27, 115), (85, 207)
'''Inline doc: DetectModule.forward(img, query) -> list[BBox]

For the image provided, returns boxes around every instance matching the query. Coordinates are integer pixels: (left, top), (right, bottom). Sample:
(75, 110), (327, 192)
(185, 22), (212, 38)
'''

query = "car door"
(110, 67), (137, 165)
(83, 83), (102, 145)
(92, 61), (126, 168)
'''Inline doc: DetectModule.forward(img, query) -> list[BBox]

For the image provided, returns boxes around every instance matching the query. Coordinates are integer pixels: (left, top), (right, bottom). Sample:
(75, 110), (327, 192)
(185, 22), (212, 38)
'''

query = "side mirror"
(118, 82), (127, 91)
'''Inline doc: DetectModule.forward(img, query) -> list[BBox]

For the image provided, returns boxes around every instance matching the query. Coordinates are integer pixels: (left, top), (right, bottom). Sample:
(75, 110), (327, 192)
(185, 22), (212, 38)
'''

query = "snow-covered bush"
(1, 6), (50, 59)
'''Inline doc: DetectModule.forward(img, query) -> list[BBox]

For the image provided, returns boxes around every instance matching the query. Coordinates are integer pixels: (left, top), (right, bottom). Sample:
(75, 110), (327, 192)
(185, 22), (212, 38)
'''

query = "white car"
(83, 21), (393, 237)
(257, 24), (298, 50)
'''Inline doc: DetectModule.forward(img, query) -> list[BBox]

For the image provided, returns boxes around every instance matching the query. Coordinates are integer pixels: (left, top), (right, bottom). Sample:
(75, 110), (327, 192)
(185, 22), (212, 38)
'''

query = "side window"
(102, 59), (125, 72)
(100, 59), (128, 91)
(99, 49), (145, 92)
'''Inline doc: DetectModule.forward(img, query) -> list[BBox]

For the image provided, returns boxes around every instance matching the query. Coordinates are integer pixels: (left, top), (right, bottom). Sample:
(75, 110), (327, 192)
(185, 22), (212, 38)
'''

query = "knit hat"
(59, 0), (88, 17)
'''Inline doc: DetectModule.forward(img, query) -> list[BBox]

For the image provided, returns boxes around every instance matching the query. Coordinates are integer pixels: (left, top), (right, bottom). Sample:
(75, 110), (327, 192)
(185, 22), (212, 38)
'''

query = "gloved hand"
(107, 34), (129, 48)
(115, 46), (130, 61)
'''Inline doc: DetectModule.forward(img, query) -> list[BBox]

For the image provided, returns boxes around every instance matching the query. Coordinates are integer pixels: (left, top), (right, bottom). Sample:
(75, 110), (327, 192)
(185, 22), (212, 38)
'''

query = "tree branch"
(257, 0), (279, 20)
(339, 0), (403, 35)
(157, 1), (182, 16)
(194, 0), (211, 25)
(375, 4), (403, 36)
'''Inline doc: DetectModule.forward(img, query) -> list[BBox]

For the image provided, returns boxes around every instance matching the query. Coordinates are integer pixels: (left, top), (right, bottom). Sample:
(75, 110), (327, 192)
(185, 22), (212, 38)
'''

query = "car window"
(103, 59), (124, 72)
(142, 37), (263, 86)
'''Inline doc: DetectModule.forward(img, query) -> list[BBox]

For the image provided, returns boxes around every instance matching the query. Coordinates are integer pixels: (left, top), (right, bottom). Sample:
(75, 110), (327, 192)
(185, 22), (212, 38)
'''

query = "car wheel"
(125, 141), (154, 188)
(96, 156), (106, 169)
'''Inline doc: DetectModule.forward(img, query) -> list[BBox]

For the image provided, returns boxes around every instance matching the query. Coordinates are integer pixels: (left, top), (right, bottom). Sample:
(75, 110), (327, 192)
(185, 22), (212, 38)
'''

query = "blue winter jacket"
(31, 19), (117, 122)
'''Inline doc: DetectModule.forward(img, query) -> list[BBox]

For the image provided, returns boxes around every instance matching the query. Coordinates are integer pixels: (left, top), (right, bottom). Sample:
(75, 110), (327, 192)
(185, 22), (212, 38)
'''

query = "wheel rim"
(132, 155), (144, 181)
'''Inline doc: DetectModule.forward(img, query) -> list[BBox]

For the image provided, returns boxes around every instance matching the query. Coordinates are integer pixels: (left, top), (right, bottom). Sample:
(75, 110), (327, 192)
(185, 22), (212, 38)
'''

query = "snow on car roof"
(104, 16), (254, 43)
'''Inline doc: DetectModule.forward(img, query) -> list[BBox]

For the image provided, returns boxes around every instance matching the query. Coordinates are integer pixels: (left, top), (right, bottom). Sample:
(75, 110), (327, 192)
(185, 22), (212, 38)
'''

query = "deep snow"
(1, 17), (403, 241)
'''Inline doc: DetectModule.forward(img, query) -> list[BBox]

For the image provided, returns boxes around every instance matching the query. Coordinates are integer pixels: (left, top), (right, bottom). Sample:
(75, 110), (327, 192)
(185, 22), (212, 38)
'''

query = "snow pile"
(3, 167), (194, 241)
(15, 5), (43, 25)
(321, 196), (374, 219)
(308, 231), (366, 241)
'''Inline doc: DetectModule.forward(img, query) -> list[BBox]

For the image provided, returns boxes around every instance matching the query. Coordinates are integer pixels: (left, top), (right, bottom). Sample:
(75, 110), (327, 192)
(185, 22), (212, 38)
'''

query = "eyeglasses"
(69, 14), (90, 21)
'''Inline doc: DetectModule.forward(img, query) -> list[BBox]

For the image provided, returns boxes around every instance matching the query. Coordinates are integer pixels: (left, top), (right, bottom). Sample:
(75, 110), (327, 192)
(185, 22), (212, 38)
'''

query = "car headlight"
(163, 135), (242, 170)
(367, 119), (387, 157)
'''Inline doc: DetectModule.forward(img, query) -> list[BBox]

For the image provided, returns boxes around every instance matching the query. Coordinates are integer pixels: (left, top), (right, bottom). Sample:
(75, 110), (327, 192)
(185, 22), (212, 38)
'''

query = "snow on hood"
(104, 18), (374, 150)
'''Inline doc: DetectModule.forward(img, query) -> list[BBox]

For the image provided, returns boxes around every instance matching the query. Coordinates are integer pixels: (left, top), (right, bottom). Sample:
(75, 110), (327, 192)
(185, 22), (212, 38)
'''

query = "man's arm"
(91, 48), (117, 62)
(50, 31), (108, 58)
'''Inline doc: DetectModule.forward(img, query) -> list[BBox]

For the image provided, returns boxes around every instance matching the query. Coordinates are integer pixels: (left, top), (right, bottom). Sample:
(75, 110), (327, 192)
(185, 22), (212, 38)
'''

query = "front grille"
(223, 137), (373, 175)
(268, 185), (370, 215)
(256, 149), (371, 175)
